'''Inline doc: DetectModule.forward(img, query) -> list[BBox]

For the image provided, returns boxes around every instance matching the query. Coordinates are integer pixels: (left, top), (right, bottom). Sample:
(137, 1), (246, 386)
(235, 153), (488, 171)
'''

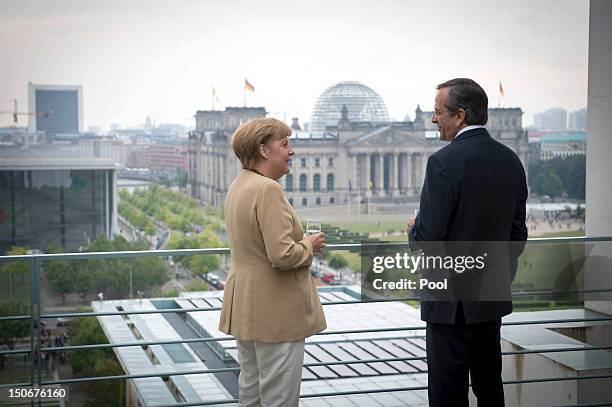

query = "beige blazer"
(218, 170), (327, 343)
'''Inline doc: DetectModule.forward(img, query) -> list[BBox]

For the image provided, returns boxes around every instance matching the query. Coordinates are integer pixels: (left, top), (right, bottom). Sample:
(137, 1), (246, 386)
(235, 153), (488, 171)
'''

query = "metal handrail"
(1, 283), (610, 323)
(1, 238), (612, 405)
(1, 235), (611, 262)
(2, 345), (611, 389)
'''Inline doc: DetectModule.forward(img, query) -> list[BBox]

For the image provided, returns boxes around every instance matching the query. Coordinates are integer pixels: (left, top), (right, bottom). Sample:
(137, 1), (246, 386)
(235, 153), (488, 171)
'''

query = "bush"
(185, 279), (209, 291)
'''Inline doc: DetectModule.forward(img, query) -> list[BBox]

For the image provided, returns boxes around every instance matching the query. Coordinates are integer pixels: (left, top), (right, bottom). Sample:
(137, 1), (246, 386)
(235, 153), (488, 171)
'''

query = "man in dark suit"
(408, 78), (528, 406)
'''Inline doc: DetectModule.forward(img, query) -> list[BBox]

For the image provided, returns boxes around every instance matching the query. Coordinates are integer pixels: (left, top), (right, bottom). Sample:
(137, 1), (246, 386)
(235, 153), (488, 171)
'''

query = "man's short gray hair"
(437, 78), (488, 125)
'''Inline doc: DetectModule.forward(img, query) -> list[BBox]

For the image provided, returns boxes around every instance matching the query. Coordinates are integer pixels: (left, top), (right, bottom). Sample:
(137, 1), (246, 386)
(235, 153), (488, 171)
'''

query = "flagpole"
(243, 86), (246, 108)
(212, 87), (215, 111)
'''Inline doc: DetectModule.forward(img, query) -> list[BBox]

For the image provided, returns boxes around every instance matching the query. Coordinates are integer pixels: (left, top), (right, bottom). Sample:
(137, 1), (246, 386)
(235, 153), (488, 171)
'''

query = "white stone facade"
(189, 107), (528, 209)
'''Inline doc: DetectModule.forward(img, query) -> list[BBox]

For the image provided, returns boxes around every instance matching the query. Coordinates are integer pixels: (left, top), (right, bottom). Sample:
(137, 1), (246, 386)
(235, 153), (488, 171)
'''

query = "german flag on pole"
(244, 78), (255, 92)
(499, 81), (505, 97)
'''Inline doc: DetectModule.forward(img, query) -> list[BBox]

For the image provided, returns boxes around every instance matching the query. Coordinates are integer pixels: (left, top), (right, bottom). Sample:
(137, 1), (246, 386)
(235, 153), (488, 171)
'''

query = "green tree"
(166, 230), (222, 272)
(528, 156), (585, 199)
(564, 156), (586, 199)
(68, 316), (112, 374)
(45, 236), (169, 299)
(185, 279), (209, 291)
(176, 171), (188, 188)
(328, 253), (349, 270)
(43, 245), (74, 302)
(68, 316), (125, 406)
(534, 171), (564, 197)
(2, 247), (29, 300)
(84, 357), (125, 407)
(190, 255), (220, 277)
(0, 300), (29, 349)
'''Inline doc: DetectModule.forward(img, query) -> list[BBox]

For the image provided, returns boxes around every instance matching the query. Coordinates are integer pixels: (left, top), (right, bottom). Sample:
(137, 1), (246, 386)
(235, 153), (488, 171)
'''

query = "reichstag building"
(189, 81), (528, 209)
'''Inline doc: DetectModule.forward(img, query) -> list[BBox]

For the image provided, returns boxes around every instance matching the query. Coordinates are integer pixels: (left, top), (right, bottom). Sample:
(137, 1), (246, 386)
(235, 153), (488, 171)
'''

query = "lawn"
(333, 217), (408, 235)
(531, 229), (585, 238)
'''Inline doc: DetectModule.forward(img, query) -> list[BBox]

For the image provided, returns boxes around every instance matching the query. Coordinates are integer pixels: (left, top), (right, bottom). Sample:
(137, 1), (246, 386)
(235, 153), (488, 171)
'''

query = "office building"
(27, 83), (83, 138)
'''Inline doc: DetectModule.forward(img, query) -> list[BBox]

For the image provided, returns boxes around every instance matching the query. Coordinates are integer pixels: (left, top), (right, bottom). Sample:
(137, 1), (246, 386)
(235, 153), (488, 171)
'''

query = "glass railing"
(1, 237), (611, 406)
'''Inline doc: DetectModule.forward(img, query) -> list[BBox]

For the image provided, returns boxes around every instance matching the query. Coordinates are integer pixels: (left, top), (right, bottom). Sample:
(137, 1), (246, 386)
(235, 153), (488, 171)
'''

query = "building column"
(365, 154), (372, 192)
(585, 0), (612, 315)
(350, 155), (358, 201)
(391, 152), (399, 196)
(406, 153), (413, 193)
(398, 153), (405, 194)
(377, 153), (385, 196)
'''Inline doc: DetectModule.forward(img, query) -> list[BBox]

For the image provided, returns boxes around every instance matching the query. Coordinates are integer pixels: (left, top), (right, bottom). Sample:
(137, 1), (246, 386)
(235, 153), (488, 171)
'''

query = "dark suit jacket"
(409, 127), (528, 324)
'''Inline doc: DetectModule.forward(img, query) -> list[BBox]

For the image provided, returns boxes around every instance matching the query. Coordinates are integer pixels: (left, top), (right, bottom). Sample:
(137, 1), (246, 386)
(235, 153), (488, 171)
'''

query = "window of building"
(315, 158), (320, 167)
(302, 198), (307, 206)
(329, 197), (335, 204)
(328, 158), (334, 167)
(326, 173), (334, 191)
(316, 197), (321, 205)
(285, 174), (293, 191)
(299, 174), (307, 192)
(313, 174), (321, 192)
(288, 198), (293, 206)
(301, 158), (307, 167)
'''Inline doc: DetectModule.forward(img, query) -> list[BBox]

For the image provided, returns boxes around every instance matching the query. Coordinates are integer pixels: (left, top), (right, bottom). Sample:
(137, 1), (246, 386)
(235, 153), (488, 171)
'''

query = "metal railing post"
(27, 256), (37, 407)
(35, 256), (42, 407)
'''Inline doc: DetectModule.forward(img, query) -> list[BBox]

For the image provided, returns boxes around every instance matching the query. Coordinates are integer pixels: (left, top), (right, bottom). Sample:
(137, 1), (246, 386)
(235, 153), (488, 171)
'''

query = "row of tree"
(164, 230), (222, 277)
(118, 202), (156, 236)
(119, 186), (223, 234)
(44, 236), (170, 300)
(529, 155), (585, 199)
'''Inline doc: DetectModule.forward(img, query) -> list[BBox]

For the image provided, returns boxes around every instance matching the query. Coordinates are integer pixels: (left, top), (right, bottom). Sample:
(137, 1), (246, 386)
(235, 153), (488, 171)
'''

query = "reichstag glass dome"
(309, 81), (390, 131)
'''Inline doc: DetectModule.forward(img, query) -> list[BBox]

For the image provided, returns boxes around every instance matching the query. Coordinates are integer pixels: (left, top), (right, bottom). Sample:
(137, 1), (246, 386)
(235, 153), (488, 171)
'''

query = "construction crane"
(0, 99), (51, 145)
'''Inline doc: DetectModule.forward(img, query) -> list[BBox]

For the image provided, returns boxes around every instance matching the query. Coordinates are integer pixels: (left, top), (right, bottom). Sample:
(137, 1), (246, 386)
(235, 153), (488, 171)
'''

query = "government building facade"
(189, 82), (528, 209)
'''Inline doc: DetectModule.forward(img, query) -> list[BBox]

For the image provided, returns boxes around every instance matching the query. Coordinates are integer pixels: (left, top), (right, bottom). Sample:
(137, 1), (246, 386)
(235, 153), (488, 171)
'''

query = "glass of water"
(306, 219), (321, 236)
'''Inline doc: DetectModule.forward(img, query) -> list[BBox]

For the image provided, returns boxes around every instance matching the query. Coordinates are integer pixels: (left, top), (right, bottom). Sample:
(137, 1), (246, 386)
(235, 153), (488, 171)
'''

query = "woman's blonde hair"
(230, 118), (292, 169)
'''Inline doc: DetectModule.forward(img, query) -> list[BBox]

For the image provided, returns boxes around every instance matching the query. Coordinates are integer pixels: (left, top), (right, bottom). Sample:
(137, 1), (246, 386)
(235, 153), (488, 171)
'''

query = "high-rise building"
(533, 108), (567, 131)
(27, 83), (83, 138)
(568, 107), (587, 130)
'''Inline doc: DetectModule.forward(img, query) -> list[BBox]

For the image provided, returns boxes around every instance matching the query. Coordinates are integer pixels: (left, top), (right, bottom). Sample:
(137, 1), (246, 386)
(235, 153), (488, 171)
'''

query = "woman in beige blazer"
(219, 118), (327, 406)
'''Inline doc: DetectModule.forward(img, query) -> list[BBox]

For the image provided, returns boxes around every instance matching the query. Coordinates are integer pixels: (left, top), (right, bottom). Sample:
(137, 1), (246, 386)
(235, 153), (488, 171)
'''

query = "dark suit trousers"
(426, 303), (504, 407)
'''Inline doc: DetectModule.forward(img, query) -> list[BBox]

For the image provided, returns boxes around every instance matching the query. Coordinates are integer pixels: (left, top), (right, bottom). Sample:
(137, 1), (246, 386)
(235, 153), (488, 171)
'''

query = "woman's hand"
(307, 232), (326, 255)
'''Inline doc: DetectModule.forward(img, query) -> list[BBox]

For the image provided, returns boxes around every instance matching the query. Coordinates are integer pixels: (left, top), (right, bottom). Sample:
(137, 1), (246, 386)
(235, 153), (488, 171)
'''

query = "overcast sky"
(0, 0), (589, 130)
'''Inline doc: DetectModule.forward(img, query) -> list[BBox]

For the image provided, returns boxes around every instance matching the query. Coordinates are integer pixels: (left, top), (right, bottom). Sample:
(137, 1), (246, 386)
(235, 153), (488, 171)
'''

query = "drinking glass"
(306, 219), (321, 236)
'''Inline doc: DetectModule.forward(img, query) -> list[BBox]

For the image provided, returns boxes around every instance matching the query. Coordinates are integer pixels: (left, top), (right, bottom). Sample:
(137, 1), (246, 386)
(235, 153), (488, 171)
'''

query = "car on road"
(56, 317), (72, 327)
(202, 272), (226, 290)
(321, 272), (342, 285)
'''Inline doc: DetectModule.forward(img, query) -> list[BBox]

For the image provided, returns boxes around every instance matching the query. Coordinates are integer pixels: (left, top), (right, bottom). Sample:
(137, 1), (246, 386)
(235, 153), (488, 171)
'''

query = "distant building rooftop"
(0, 145), (120, 170)
(541, 132), (587, 143)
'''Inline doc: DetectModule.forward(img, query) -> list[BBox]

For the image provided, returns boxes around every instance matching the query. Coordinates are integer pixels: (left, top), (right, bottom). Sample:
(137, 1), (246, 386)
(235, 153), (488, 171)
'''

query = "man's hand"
(406, 217), (416, 234)
(307, 232), (326, 255)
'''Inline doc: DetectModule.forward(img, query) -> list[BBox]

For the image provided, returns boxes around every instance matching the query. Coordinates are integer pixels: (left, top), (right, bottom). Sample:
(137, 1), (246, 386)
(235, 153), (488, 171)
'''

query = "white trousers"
(236, 339), (305, 407)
